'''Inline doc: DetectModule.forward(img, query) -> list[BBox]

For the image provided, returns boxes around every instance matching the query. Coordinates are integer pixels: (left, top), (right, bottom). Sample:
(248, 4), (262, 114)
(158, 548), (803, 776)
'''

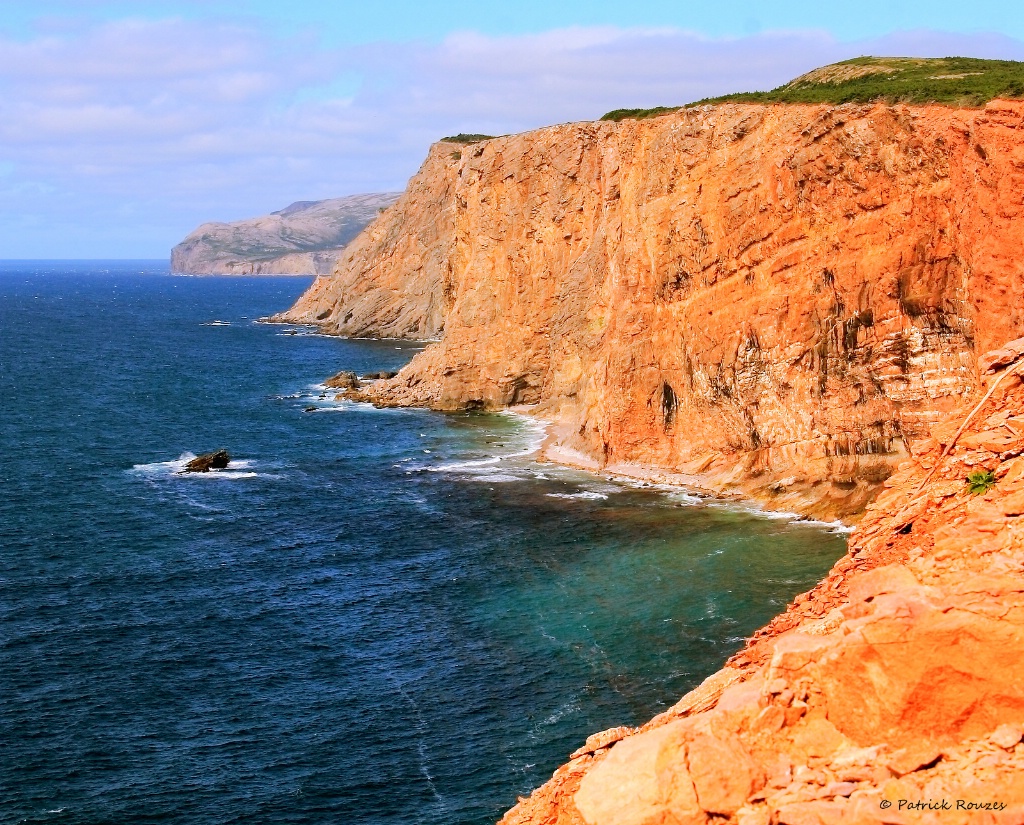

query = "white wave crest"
(546, 491), (609, 500)
(429, 455), (502, 472)
(464, 472), (524, 483)
(664, 492), (704, 505)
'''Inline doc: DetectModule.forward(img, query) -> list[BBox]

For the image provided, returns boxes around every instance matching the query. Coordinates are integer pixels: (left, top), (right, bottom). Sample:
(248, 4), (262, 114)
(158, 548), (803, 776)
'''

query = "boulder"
(183, 450), (230, 472)
(979, 337), (1024, 373)
(325, 370), (360, 390)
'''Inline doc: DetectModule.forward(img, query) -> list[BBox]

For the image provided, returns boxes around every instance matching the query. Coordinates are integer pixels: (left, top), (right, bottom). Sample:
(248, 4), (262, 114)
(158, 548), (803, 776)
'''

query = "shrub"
(441, 133), (495, 144)
(600, 106), (680, 122)
(967, 469), (997, 495)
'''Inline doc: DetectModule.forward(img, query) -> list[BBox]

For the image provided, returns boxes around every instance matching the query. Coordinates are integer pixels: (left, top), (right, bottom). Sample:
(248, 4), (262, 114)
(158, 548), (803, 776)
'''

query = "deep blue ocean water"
(0, 261), (847, 825)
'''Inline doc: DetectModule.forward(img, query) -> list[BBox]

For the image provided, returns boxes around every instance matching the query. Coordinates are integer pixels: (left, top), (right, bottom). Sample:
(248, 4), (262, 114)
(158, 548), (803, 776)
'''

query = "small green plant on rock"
(967, 469), (997, 495)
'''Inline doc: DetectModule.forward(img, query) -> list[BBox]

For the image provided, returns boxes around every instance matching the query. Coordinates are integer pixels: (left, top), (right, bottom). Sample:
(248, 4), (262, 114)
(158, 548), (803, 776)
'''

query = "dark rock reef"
(182, 450), (230, 473)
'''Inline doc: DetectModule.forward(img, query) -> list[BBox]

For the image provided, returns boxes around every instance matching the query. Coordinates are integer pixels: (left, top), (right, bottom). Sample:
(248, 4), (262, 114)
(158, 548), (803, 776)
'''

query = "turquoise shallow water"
(0, 261), (847, 824)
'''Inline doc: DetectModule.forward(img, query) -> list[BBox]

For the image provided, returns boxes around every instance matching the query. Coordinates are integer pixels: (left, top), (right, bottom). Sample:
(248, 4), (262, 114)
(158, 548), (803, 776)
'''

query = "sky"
(1, 1), (1023, 257)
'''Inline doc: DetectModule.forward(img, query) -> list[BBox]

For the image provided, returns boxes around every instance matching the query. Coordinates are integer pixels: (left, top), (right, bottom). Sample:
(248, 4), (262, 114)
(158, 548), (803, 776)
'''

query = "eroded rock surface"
(277, 102), (1024, 819)
(275, 147), (462, 337)
(284, 101), (1024, 521)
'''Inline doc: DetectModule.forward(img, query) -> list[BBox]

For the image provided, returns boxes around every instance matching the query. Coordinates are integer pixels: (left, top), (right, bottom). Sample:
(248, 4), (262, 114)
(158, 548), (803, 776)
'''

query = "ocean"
(0, 261), (847, 824)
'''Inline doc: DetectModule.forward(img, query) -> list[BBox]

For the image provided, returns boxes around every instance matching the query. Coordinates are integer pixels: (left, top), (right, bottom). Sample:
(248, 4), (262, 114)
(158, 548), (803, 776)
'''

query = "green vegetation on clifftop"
(601, 57), (1024, 121)
(440, 133), (496, 143)
(599, 106), (679, 123)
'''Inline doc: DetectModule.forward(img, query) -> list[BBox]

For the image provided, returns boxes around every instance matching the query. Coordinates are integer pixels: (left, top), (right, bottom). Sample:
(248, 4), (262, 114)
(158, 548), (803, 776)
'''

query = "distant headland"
(170, 192), (400, 275)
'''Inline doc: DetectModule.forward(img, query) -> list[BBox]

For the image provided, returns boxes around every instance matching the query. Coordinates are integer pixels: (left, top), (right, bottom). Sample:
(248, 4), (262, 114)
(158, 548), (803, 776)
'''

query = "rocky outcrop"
(171, 193), (399, 275)
(182, 450), (230, 472)
(500, 347), (1024, 825)
(324, 370), (360, 390)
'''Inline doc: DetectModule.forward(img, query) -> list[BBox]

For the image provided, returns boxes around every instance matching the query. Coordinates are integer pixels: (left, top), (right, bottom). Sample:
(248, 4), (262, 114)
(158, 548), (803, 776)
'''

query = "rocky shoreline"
(284, 100), (1024, 525)
(328, 343), (1024, 823)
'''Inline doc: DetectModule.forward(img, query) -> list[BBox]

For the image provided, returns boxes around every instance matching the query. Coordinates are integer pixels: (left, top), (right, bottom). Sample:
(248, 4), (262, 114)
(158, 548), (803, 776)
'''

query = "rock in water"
(183, 450), (230, 472)
(325, 370), (360, 390)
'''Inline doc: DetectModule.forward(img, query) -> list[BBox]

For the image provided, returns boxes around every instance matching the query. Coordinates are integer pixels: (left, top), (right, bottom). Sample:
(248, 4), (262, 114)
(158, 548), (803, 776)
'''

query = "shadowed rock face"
(171, 193), (400, 275)
(281, 100), (1024, 522)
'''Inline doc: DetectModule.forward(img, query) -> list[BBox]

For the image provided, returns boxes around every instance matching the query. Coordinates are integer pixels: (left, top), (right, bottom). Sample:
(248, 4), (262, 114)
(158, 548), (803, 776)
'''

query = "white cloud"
(0, 18), (1022, 256)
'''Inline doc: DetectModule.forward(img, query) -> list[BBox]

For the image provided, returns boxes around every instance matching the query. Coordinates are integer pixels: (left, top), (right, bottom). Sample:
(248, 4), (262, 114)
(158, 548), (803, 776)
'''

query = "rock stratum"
(171, 193), (399, 275)
(276, 98), (1024, 820)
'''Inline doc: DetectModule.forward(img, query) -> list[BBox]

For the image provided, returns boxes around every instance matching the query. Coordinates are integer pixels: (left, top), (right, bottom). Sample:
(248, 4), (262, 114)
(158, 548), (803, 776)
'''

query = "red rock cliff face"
(277, 148), (457, 338)
(282, 101), (1024, 520)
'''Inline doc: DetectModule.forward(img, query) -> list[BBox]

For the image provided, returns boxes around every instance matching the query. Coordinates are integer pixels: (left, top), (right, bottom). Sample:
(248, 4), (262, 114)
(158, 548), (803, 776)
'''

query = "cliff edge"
(270, 59), (1024, 820)
(280, 100), (1024, 522)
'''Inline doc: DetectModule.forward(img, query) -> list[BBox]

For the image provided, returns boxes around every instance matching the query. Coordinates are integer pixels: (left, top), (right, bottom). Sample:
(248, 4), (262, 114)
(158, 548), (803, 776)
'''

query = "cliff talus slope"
(284, 100), (1024, 521)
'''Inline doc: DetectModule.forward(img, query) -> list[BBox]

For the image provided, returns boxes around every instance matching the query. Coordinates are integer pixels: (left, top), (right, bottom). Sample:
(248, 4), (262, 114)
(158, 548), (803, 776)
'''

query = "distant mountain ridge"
(171, 192), (401, 275)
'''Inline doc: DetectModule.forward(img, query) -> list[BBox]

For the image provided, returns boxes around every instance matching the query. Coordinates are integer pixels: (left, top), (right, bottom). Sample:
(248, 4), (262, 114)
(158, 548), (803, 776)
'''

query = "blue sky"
(1, 1), (1023, 257)
(11, 1), (1024, 43)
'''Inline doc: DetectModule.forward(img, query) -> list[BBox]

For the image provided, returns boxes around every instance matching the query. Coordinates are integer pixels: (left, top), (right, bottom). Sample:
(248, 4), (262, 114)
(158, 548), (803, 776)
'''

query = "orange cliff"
(277, 100), (1024, 821)
(279, 100), (1024, 522)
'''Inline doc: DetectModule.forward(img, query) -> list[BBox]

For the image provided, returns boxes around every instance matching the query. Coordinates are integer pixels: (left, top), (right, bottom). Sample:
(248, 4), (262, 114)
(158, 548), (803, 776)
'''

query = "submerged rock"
(325, 370), (361, 390)
(183, 450), (230, 472)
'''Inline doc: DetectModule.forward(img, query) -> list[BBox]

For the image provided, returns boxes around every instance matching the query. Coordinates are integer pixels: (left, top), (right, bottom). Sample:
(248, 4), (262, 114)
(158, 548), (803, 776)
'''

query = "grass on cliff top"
(440, 133), (496, 143)
(600, 56), (1024, 121)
